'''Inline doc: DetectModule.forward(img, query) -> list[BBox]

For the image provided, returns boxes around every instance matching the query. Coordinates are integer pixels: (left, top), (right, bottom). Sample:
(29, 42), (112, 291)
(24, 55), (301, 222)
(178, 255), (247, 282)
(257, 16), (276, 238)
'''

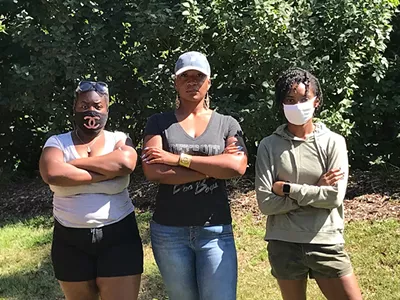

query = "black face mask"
(74, 111), (108, 134)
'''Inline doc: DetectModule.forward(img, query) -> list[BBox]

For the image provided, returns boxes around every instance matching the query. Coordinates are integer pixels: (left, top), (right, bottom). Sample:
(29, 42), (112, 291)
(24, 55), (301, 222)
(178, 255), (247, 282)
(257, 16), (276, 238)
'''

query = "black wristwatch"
(283, 183), (291, 195)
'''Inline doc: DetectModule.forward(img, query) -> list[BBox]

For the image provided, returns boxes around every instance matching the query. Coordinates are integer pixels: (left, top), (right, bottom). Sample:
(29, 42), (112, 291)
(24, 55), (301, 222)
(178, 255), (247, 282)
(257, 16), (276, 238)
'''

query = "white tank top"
(43, 130), (134, 228)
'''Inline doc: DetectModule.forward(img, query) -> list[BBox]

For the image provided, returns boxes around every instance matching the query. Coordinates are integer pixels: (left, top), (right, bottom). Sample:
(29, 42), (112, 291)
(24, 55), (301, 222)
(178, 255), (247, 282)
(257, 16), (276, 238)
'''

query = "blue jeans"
(150, 221), (238, 300)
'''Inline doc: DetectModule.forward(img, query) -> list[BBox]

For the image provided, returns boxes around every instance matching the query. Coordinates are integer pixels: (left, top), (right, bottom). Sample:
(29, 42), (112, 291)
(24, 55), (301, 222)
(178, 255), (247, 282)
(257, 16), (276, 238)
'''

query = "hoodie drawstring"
(289, 140), (300, 183)
(313, 131), (328, 173)
(275, 123), (330, 182)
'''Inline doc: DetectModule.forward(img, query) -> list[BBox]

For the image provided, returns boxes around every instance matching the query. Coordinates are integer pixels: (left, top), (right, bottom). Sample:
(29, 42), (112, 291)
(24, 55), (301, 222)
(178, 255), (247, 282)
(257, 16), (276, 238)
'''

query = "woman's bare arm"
(142, 135), (207, 184)
(143, 136), (247, 179)
(68, 138), (137, 177)
(189, 136), (247, 179)
(39, 147), (108, 186)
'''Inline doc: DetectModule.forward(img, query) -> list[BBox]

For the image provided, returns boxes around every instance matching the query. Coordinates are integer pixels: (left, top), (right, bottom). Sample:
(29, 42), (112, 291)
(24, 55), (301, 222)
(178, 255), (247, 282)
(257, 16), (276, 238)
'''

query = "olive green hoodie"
(255, 123), (348, 244)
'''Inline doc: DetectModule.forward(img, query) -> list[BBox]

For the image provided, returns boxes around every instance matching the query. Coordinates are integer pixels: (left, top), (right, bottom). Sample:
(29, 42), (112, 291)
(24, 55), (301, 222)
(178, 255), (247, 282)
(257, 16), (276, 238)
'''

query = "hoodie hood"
(273, 122), (331, 141)
(272, 122), (333, 179)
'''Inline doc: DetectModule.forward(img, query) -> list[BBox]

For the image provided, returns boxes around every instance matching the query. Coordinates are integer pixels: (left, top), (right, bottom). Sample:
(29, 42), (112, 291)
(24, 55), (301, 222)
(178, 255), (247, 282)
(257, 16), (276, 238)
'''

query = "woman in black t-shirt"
(142, 51), (247, 300)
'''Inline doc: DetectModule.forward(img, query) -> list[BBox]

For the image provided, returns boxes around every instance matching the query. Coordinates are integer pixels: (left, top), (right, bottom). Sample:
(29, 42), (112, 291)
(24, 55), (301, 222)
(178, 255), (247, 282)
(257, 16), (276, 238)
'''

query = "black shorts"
(51, 212), (143, 282)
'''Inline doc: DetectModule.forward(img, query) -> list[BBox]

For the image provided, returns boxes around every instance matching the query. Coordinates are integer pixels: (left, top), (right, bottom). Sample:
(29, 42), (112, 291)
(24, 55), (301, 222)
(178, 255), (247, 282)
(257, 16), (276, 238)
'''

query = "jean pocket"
(149, 220), (166, 233)
(150, 221), (186, 243)
(202, 224), (233, 239)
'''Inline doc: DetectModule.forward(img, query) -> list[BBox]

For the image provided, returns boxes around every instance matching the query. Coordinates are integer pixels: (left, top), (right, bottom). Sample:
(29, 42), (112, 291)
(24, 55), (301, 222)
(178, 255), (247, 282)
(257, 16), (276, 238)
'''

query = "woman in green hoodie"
(255, 68), (362, 300)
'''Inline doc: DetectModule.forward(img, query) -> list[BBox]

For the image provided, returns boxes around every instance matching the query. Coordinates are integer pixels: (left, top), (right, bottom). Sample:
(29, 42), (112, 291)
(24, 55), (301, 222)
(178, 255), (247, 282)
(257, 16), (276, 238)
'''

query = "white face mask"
(283, 96), (317, 125)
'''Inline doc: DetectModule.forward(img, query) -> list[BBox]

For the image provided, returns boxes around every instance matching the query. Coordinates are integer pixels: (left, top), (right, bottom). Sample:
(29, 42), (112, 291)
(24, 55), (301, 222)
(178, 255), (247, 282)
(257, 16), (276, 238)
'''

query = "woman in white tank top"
(39, 81), (143, 300)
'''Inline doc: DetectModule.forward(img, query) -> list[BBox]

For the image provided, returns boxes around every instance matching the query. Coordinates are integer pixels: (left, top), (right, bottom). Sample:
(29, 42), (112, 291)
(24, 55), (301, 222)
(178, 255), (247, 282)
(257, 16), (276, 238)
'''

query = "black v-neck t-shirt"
(144, 111), (245, 226)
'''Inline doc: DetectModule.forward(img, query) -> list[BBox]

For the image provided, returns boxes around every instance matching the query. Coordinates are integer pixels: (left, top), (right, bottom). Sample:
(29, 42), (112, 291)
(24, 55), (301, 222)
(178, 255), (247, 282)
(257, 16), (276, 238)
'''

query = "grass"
(0, 213), (399, 300)
(0, 217), (61, 300)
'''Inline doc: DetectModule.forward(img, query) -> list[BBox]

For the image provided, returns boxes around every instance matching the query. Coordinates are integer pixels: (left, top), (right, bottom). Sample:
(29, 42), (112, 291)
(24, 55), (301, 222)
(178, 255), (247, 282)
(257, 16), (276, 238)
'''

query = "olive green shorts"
(267, 240), (353, 280)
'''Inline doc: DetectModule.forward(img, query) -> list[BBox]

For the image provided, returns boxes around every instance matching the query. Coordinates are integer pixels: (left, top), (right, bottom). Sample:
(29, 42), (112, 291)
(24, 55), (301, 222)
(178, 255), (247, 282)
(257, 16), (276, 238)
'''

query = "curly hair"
(275, 67), (323, 109)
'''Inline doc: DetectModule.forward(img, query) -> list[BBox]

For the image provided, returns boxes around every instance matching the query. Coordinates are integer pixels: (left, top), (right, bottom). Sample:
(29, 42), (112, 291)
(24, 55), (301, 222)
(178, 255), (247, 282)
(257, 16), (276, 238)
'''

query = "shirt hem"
(152, 215), (232, 227)
(53, 206), (135, 229)
(265, 228), (345, 244)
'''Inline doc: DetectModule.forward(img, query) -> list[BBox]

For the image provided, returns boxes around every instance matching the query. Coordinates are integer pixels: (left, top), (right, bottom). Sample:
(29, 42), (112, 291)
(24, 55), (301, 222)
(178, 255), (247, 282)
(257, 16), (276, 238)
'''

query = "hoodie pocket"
(319, 208), (344, 234)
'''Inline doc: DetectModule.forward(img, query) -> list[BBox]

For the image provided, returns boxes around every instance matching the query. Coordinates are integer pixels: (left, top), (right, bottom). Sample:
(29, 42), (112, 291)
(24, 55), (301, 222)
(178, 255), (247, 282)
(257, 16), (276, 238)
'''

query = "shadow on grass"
(0, 211), (165, 300)
(136, 211), (168, 299)
(0, 172), (167, 299)
(0, 256), (63, 300)
(136, 210), (152, 245)
(0, 254), (168, 300)
(139, 270), (168, 300)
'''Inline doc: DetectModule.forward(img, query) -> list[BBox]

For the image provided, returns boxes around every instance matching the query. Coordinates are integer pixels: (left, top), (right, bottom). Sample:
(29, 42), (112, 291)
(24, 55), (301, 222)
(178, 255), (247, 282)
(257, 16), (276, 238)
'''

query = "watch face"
(179, 153), (192, 168)
(283, 183), (290, 194)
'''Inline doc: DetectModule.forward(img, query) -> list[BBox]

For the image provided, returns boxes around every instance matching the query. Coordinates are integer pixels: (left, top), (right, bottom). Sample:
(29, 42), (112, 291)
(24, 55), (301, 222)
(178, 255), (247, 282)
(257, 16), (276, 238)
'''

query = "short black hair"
(275, 67), (323, 109)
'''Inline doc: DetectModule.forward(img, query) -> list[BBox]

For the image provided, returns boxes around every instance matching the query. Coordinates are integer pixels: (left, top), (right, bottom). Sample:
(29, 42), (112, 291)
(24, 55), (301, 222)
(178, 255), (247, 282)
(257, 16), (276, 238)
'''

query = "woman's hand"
(317, 168), (345, 186)
(89, 171), (113, 182)
(223, 142), (244, 154)
(272, 168), (344, 197)
(142, 147), (180, 166)
(272, 181), (285, 196)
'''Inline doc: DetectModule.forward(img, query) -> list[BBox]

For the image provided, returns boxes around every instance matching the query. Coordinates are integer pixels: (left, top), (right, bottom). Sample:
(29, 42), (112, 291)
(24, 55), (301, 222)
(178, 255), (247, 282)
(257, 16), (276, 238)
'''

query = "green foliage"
(349, 11), (400, 168)
(0, 0), (399, 174)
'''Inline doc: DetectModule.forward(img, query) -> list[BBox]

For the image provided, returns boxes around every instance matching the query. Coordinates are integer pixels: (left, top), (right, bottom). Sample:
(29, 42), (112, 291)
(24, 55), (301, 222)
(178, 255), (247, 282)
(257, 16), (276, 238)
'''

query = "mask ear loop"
(308, 95), (317, 108)
(311, 96), (320, 118)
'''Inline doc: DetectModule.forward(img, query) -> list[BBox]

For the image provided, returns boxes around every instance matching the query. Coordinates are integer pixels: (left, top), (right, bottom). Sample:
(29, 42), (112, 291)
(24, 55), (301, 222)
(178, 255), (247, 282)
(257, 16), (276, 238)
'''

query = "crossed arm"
(39, 138), (137, 186)
(141, 134), (247, 185)
(255, 137), (348, 215)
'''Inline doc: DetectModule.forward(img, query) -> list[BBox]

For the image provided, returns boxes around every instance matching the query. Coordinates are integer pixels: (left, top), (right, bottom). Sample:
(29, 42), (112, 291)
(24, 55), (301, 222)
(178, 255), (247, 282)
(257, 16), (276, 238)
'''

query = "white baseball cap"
(174, 51), (211, 77)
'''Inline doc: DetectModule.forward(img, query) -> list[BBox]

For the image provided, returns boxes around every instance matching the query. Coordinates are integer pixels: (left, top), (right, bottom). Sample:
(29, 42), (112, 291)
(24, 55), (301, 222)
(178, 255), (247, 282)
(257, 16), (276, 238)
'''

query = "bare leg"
(277, 279), (308, 300)
(59, 280), (98, 300)
(315, 273), (362, 300)
(97, 274), (141, 300)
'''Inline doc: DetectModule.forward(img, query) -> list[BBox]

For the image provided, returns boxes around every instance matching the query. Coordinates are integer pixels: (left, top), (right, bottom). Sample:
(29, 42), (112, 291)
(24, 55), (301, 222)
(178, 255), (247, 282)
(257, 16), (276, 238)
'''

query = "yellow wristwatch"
(179, 153), (192, 168)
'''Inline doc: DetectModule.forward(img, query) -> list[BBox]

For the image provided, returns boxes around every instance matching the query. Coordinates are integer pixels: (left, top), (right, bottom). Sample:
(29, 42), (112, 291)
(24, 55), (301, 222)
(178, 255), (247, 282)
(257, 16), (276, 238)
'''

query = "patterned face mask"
(73, 111), (108, 134)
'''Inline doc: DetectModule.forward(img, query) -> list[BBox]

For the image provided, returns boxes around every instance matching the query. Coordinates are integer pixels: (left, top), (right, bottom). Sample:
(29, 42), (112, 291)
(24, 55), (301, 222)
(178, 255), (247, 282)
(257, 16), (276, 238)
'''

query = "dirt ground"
(1, 169), (399, 222)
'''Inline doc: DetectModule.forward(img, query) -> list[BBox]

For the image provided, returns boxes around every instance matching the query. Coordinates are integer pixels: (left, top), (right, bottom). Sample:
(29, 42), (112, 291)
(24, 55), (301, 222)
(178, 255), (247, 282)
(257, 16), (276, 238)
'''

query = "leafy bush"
(349, 11), (400, 168)
(0, 0), (398, 176)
